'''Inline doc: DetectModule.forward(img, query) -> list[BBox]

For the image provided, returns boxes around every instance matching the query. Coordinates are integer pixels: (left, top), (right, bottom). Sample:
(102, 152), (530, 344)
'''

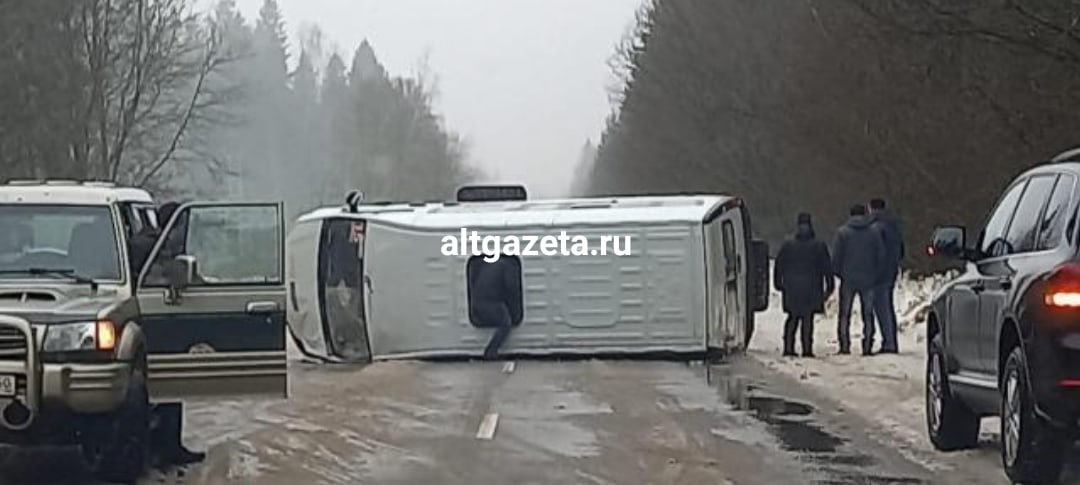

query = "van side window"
(1004, 175), (1056, 254)
(980, 179), (1027, 257)
(1037, 175), (1074, 251)
(466, 255), (523, 327)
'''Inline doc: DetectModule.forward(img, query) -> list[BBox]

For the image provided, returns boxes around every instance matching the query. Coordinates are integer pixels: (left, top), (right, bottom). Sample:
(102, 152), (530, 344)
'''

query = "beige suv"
(0, 180), (287, 482)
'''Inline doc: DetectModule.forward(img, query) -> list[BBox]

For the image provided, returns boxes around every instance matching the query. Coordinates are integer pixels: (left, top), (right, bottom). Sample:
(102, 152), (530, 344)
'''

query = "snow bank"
(749, 267), (987, 470)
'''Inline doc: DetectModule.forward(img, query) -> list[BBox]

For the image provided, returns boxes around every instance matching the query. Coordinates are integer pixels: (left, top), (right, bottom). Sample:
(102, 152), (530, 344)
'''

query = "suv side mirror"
(929, 226), (968, 260)
(165, 255), (196, 303)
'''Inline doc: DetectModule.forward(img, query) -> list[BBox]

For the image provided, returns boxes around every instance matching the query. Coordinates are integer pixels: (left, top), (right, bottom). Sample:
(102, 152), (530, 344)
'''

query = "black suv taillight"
(1044, 262), (1080, 308)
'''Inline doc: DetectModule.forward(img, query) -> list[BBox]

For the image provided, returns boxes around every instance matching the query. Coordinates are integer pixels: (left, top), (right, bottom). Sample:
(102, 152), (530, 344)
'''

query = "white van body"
(285, 195), (765, 362)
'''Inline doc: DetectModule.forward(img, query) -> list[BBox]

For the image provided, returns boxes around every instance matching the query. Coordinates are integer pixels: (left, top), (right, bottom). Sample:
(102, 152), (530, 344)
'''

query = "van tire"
(86, 360), (150, 483)
(1001, 347), (1066, 484)
(926, 335), (979, 451)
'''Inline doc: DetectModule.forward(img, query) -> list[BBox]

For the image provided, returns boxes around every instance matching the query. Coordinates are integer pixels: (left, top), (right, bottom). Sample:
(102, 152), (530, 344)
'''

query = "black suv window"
(1004, 175), (1056, 254)
(980, 179), (1028, 257)
(1037, 175), (1074, 251)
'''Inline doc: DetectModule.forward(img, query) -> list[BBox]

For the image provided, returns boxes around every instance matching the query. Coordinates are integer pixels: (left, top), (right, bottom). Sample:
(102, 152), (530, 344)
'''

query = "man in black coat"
(774, 213), (834, 357)
(868, 198), (903, 353)
(833, 204), (886, 355)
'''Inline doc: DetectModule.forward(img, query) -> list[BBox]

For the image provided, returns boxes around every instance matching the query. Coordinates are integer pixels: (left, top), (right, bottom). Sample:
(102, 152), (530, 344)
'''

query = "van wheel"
(85, 362), (150, 484)
(1001, 346), (1065, 484)
(926, 335), (979, 451)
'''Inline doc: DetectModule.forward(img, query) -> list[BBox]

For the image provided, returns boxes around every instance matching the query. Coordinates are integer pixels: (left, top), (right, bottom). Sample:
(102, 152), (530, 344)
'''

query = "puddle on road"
(744, 395), (844, 454)
(713, 364), (927, 485)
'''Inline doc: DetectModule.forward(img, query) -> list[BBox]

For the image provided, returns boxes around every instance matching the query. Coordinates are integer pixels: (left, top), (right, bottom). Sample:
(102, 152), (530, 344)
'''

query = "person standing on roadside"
(774, 213), (834, 358)
(833, 204), (886, 356)
(868, 198), (903, 354)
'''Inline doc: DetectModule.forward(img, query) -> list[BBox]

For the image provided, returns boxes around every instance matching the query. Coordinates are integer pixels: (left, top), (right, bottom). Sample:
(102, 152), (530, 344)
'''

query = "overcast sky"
(207, 0), (643, 198)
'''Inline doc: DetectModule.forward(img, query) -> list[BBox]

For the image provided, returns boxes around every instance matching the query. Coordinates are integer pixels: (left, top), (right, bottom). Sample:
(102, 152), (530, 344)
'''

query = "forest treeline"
(579, 0), (1080, 271)
(0, 0), (477, 221)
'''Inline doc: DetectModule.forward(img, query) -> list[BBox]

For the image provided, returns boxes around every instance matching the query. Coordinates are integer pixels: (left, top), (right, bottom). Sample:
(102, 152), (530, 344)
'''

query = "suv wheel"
(1001, 346), (1065, 484)
(926, 335), (979, 450)
(85, 360), (151, 483)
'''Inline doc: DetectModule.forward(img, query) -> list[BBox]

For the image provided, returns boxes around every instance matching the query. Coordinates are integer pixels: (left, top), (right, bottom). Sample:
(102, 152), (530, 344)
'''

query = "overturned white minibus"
(285, 187), (770, 362)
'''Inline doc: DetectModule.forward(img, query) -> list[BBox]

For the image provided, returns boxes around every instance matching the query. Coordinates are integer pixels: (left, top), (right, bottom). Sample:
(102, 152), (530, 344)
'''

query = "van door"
(704, 220), (726, 351)
(285, 219), (331, 359)
(317, 218), (371, 361)
(136, 202), (287, 400)
(719, 217), (747, 348)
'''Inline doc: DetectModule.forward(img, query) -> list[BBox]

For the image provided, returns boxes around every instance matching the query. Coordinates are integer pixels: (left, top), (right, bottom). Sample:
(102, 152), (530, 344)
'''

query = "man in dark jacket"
(774, 213), (834, 357)
(468, 255), (523, 360)
(129, 224), (160, 276)
(868, 198), (903, 353)
(833, 204), (886, 355)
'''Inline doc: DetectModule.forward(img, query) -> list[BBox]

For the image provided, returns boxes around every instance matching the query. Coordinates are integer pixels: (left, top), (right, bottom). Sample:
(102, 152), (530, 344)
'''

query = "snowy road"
(0, 274), (1057, 484)
(0, 355), (1010, 484)
(157, 358), (969, 485)
(749, 271), (1080, 484)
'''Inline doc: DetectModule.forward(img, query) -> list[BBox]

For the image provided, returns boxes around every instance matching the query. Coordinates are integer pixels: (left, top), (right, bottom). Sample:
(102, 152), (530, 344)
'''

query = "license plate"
(0, 375), (16, 397)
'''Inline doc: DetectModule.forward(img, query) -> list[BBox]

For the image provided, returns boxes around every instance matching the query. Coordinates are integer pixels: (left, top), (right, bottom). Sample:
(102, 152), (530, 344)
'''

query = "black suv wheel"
(1001, 346), (1066, 484)
(926, 335), (980, 451)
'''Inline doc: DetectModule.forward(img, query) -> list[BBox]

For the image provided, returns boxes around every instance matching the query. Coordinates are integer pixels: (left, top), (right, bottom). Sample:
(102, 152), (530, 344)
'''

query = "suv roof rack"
(1052, 147), (1080, 163)
(4, 179), (128, 189)
(81, 180), (117, 187)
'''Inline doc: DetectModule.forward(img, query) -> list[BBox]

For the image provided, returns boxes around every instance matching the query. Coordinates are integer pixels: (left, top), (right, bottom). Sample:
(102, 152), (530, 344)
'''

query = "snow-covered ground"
(747, 268), (996, 470)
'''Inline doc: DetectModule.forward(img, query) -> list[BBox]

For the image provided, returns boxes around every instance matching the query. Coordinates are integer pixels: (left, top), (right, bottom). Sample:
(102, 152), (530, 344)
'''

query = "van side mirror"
(929, 226), (967, 260)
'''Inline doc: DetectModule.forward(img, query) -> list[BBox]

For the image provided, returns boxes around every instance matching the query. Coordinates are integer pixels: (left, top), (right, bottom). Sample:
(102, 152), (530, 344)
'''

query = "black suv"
(927, 148), (1080, 483)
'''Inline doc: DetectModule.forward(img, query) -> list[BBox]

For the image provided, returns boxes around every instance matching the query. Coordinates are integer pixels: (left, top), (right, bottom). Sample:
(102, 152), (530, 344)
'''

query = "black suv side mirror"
(929, 225), (968, 260)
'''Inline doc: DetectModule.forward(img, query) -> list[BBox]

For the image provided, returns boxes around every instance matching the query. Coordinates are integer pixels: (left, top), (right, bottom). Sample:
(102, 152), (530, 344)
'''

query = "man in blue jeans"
(869, 198), (903, 354)
(833, 204), (886, 356)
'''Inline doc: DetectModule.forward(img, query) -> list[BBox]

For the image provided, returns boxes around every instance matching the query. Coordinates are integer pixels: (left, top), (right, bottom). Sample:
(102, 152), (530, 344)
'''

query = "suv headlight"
(43, 321), (117, 352)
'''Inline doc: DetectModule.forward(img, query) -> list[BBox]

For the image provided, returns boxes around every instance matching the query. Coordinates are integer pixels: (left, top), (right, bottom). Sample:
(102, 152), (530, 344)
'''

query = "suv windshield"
(0, 205), (121, 281)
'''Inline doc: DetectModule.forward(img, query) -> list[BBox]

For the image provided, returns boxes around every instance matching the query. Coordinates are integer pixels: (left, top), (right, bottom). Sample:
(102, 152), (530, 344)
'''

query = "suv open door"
(136, 202), (287, 400)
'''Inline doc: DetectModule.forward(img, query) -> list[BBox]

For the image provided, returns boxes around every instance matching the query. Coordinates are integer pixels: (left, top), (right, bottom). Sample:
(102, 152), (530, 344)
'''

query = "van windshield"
(0, 205), (122, 281)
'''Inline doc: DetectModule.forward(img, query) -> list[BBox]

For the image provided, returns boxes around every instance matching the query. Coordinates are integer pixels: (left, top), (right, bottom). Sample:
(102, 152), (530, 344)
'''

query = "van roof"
(297, 194), (738, 229)
(0, 180), (153, 205)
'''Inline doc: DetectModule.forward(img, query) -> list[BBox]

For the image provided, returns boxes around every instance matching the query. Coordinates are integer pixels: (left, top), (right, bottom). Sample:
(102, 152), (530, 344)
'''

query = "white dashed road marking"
(476, 412), (499, 440)
(503, 361), (516, 373)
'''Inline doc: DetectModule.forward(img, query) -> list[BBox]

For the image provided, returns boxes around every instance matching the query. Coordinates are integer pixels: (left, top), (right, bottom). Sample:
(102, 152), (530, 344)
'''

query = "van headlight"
(43, 321), (117, 352)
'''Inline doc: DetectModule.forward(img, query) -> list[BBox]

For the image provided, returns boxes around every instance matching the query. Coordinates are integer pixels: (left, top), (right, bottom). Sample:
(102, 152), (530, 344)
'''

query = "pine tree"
(255, 0), (289, 79)
(291, 48), (320, 207)
(321, 53), (353, 202)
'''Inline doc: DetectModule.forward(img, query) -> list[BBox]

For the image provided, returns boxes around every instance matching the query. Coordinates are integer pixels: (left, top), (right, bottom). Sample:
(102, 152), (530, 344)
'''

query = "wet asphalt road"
(0, 356), (1044, 484)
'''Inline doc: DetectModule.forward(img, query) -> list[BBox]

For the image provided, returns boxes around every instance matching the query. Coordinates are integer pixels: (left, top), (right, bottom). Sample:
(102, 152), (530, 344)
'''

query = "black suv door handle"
(971, 282), (985, 293)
